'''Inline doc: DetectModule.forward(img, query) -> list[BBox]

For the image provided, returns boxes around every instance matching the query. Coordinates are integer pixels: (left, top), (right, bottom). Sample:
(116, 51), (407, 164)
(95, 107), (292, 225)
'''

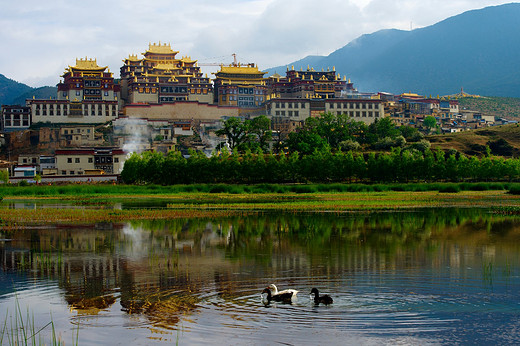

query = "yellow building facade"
(120, 43), (213, 105)
(213, 64), (267, 108)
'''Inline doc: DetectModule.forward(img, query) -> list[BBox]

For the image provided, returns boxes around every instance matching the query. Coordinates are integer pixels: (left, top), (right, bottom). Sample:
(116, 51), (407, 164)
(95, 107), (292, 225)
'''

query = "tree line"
(121, 147), (520, 185)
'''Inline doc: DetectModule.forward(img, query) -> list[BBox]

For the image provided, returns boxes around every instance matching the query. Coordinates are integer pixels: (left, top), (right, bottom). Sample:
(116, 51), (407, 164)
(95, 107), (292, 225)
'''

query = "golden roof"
(153, 62), (181, 71)
(126, 54), (140, 62)
(69, 58), (107, 71)
(144, 42), (179, 55)
(181, 56), (197, 63)
(216, 64), (266, 76)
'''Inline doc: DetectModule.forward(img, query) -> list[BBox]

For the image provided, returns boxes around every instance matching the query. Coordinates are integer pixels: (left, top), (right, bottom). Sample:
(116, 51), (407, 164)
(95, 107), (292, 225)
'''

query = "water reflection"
(1, 209), (520, 344)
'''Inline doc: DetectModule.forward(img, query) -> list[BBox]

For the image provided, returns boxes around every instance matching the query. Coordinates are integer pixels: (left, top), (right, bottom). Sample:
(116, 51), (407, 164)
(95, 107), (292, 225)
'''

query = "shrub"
(438, 184), (461, 193)
(339, 139), (361, 152)
(410, 139), (431, 152)
(508, 185), (520, 195)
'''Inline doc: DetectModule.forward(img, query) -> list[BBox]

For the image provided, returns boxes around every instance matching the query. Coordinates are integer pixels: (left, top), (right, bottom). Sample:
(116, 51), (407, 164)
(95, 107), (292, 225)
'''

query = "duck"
(261, 287), (294, 304)
(310, 288), (333, 305)
(268, 284), (299, 297)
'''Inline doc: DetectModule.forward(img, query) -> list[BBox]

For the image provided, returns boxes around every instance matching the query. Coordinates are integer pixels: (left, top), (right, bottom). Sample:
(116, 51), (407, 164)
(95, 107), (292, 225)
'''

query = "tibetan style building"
(213, 63), (267, 108)
(266, 66), (355, 100)
(28, 58), (120, 125)
(120, 43), (213, 105)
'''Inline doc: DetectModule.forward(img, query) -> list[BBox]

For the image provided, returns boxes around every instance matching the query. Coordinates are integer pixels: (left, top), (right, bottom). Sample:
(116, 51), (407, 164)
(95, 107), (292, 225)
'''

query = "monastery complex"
(1, 42), (482, 181)
(20, 42), (385, 128)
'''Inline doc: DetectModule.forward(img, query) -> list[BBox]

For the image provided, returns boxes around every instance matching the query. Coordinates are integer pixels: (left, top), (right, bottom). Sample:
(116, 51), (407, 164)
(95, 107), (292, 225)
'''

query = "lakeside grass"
(2, 187), (520, 229)
(1, 182), (519, 198)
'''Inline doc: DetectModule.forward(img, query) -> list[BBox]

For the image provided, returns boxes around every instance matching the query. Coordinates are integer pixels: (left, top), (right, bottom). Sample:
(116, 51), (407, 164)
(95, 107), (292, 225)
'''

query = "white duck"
(268, 284), (299, 298)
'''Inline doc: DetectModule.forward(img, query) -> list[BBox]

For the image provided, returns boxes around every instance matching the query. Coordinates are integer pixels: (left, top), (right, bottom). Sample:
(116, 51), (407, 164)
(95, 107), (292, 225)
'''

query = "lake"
(1, 209), (520, 345)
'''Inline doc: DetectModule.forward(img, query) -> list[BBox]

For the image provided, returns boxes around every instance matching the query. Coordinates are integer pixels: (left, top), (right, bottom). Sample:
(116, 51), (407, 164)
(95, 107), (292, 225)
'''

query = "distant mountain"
(266, 3), (520, 97)
(0, 74), (56, 106)
(11, 86), (58, 106)
(0, 74), (32, 105)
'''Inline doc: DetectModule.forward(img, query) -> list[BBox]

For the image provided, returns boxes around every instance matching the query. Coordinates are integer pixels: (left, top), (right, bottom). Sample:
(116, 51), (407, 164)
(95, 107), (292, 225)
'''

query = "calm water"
(1, 209), (520, 345)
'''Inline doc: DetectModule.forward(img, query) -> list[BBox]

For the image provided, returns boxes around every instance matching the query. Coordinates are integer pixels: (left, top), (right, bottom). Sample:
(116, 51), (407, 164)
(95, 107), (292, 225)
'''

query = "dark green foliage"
(119, 148), (520, 185)
(508, 184), (520, 195)
(438, 184), (461, 193)
(487, 138), (513, 156)
(285, 112), (366, 155)
(215, 115), (272, 153)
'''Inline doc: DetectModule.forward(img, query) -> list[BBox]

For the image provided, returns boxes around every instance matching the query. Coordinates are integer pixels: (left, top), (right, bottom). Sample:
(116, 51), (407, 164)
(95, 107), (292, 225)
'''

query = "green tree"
(216, 117), (249, 150)
(366, 117), (400, 145)
(423, 116), (437, 132)
(249, 115), (272, 153)
(285, 112), (366, 155)
(0, 168), (9, 184)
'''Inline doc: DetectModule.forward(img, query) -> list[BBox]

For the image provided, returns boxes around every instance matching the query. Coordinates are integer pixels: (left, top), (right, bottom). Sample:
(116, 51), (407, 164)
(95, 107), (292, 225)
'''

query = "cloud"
(0, 0), (515, 86)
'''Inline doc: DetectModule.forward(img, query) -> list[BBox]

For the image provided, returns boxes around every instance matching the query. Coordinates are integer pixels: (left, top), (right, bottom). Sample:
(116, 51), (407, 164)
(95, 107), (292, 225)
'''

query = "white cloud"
(0, 0), (515, 86)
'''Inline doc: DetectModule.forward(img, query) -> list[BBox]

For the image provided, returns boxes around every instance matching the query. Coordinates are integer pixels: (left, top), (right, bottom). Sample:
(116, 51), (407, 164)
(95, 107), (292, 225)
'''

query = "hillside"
(458, 96), (520, 119)
(428, 123), (520, 157)
(0, 74), (32, 105)
(11, 86), (58, 105)
(267, 3), (520, 97)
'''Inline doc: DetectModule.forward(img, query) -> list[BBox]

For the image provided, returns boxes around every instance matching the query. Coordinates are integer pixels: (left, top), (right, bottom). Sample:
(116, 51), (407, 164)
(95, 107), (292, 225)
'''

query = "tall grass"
(0, 182), (516, 198)
(0, 298), (77, 346)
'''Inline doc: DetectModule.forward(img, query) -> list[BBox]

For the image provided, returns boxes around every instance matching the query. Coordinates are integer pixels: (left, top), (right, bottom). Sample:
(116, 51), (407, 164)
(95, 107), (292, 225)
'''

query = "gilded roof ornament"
(70, 57), (107, 71)
(144, 42), (178, 55)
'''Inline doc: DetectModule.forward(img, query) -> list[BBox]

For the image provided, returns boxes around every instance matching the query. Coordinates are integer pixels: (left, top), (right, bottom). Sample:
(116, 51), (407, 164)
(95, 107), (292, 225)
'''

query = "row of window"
(161, 86), (188, 93)
(274, 111), (300, 117)
(327, 103), (377, 110)
(273, 110), (380, 118)
(3, 119), (30, 127)
(334, 111), (381, 118)
(63, 91), (110, 97)
(221, 88), (265, 95)
(63, 129), (91, 134)
(160, 96), (187, 102)
(275, 102), (306, 109)
(84, 80), (101, 87)
(65, 157), (119, 164)
(4, 114), (29, 120)
(238, 101), (256, 107)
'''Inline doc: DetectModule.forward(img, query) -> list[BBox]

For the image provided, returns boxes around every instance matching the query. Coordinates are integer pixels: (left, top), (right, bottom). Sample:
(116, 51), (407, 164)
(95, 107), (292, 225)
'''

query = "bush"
(438, 184), (461, 193)
(374, 137), (395, 150)
(410, 139), (431, 152)
(508, 185), (520, 195)
(339, 139), (361, 152)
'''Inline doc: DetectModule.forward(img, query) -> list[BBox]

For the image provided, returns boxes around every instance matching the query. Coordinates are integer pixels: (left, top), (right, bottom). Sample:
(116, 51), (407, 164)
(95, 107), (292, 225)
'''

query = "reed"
(0, 298), (71, 346)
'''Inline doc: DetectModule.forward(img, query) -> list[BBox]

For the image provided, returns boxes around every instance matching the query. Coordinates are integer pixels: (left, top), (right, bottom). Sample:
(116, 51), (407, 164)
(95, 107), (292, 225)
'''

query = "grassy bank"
(2, 187), (520, 229)
(1, 182), (520, 198)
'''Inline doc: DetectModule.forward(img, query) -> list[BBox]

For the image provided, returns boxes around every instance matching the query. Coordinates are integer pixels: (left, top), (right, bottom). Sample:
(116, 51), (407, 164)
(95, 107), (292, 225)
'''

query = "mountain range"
(267, 3), (520, 97)
(2, 3), (520, 106)
(0, 74), (57, 106)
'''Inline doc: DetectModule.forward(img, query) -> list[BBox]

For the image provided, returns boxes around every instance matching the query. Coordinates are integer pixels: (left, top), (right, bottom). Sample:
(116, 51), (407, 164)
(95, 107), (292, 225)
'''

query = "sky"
(1, 0), (516, 87)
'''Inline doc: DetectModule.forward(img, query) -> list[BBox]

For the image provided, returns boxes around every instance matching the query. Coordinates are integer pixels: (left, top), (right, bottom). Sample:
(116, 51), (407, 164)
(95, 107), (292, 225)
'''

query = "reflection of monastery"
(1, 215), (510, 319)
